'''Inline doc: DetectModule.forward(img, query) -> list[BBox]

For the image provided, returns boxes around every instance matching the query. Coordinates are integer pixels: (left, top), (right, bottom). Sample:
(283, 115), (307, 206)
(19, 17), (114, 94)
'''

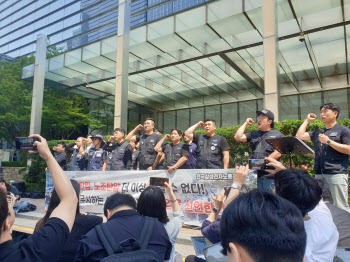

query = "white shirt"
(304, 200), (339, 262)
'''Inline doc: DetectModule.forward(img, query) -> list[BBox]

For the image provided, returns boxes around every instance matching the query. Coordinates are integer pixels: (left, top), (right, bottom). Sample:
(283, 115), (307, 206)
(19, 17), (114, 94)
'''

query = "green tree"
(0, 46), (106, 146)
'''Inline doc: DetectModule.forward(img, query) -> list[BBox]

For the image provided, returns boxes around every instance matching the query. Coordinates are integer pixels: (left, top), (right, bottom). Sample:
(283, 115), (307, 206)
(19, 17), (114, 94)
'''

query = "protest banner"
(46, 169), (257, 226)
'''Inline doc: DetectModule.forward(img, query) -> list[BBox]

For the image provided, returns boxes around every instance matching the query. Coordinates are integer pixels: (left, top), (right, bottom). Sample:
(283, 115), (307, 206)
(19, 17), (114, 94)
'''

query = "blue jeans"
(257, 178), (274, 192)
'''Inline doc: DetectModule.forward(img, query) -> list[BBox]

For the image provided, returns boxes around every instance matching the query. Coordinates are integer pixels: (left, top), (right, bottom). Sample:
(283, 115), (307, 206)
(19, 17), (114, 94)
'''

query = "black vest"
(68, 149), (87, 171)
(164, 142), (185, 168)
(106, 142), (130, 171)
(87, 147), (104, 171)
(139, 135), (158, 166)
(131, 150), (140, 170)
(196, 134), (223, 169)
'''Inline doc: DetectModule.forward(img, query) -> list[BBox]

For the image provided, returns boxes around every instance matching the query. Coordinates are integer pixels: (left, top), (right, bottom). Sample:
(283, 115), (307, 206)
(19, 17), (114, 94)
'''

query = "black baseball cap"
(256, 109), (274, 127)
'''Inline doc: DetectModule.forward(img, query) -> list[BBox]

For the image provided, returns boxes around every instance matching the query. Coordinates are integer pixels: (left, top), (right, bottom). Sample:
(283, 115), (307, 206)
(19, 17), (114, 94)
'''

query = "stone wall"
(2, 167), (25, 182)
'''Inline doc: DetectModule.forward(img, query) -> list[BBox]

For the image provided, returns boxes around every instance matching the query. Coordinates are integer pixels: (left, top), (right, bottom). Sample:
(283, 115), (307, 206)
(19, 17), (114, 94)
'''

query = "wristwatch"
(212, 207), (219, 214)
(326, 139), (332, 145)
(231, 183), (241, 190)
(171, 167), (176, 171)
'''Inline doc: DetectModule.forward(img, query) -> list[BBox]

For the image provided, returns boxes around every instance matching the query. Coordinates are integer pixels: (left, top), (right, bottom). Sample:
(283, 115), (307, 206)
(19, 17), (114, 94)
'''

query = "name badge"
(330, 132), (338, 137)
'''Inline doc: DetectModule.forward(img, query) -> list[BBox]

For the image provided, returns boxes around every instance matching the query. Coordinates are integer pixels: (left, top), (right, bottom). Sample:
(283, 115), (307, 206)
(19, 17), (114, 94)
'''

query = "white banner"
(56, 169), (257, 226)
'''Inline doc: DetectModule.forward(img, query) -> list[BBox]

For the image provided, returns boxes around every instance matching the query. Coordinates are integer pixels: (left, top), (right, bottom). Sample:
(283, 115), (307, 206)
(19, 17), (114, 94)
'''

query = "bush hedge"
(1, 160), (26, 167)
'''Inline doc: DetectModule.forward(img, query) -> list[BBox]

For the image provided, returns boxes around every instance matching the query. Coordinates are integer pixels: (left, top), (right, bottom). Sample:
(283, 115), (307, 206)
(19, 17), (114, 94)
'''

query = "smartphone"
(15, 137), (39, 151)
(150, 177), (169, 187)
(249, 159), (274, 170)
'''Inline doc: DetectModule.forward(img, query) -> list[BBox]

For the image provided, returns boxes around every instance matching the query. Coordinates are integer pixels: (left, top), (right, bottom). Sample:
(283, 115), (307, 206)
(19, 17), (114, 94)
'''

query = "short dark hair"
(170, 128), (182, 137)
(57, 141), (66, 148)
(113, 128), (119, 133)
(145, 118), (155, 125)
(137, 186), (169, 224)
(104, 193), (136, 217)
(320, 103), (340, 119)
(274, 169), (322, 216)
(204, 119), (216, 125)
(118, 129), (126, 134)
(0, 188), (9, 235)
(316, 179), (332, 201)
(220, 189), (306, 262)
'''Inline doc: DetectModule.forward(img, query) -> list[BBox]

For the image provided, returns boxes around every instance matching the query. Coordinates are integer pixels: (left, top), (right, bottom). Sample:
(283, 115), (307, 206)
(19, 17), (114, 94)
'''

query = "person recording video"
(234, 109), (284, 190)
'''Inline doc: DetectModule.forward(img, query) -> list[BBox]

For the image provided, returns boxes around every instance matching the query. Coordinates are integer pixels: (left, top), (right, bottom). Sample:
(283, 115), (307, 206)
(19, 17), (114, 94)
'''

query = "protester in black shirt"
(154, 129), (189, 173)
(103, 129), (132, 171)
(296, 103), (350, 212)
(185, 119), (230, 169)
(35, 180), (103, 262)
(125, 118), (162, 170)
(129, 140), (140, 170)
(53, 141), (68, 170)
(0, 134), (78, 262)
(234, 109), (284, 190)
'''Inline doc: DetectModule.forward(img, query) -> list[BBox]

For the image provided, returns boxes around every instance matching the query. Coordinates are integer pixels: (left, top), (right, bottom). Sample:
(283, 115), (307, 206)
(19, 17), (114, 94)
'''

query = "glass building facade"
(0, 0), (209, 58)
(9, 0), (350, 135)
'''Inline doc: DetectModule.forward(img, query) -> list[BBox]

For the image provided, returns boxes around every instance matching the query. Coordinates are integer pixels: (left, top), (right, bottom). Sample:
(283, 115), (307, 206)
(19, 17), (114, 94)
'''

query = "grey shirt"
(164, 210), (185, 262)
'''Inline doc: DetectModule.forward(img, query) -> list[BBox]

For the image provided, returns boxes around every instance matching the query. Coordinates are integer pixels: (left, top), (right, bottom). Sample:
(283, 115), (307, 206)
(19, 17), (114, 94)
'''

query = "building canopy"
(22, 0), (350, 111)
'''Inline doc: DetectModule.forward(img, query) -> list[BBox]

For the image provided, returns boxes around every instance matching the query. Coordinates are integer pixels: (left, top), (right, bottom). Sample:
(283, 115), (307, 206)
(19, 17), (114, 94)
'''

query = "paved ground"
(14, 198), (202, 260)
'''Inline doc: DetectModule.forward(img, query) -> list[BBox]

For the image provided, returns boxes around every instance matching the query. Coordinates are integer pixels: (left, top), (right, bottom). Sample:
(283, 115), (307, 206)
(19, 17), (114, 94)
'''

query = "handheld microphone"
(319, 129), (324, 148)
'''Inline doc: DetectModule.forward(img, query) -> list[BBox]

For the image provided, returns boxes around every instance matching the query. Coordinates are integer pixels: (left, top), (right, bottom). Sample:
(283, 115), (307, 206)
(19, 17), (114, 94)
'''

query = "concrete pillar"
(29, 34), (47, 134)
(262, 0), (280, 121)
(114, 0), (131, 130)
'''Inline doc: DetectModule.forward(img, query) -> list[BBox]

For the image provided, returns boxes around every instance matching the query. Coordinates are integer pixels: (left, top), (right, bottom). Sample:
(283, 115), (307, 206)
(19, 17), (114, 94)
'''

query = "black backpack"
(95, 216), (160, 262)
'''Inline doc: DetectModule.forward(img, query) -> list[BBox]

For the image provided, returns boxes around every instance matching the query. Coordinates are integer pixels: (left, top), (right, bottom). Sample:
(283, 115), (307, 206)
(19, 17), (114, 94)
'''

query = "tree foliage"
(0, 47), (107, 146)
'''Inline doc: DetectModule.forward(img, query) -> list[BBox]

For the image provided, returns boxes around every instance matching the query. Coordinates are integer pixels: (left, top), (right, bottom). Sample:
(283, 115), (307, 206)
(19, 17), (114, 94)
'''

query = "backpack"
(95, 216), (160, 262)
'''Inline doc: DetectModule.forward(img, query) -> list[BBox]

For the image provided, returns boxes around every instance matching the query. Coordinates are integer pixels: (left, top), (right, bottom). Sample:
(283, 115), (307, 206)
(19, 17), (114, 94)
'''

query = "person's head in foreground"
(0, 188), (15, 243)
(220, 189), (306, 262)
(103, 192), (137, 219)
(274, 169), (322, 217)
(137, 186), (169, 224)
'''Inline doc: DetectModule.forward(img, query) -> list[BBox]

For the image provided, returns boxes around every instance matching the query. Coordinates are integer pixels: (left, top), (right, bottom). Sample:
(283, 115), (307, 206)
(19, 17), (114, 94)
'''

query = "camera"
(299, 32), (305, 42)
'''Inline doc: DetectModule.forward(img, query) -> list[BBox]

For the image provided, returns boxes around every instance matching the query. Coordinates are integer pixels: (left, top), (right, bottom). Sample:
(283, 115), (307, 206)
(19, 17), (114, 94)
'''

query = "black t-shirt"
(136, 133), (162, 146)
(245, 129), (284, 159)
(0, 217), (69, 262)
(193, 134), (230, 152)
(245, 129), (284, 178)
(60, 215), (103, 262)
(309, 124), (350, 174)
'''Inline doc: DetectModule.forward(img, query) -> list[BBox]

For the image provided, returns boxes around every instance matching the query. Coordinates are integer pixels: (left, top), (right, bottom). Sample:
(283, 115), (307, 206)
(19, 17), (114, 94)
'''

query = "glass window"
(128, 110), (140, 130)
(324, 89), (349, 120)
(280, 95), (299, 120)
(300, 92), (322, 120)
(190, 107), (205, 125)
(163, 110), (176, 133)
(205, 105), (221, 127)
(222, 103), (238, 126)
(156, 112), (164, 132)
(176, 109), (190, 132)
(239, 100), (257, 123)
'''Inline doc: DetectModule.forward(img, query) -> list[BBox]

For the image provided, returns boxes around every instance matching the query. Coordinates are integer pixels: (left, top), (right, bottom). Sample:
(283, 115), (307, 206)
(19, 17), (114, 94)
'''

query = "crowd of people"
(0, 102), (349, 261)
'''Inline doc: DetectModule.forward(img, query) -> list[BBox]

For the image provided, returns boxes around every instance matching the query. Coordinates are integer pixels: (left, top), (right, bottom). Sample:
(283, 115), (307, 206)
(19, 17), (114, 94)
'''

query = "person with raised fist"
(185, 119), (230, 169)
(154, 129), (189, 174)
(296, 103), (350, 212)
(234, 109), (284, 190)
(125, 118), (162, 170)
